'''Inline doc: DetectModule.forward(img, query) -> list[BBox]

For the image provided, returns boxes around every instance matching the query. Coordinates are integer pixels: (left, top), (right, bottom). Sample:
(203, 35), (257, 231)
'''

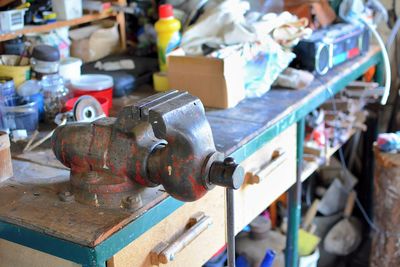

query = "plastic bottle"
(260, 249), (276, 267)
(236, 255), (250, 267)
(155, 4), (181, 72)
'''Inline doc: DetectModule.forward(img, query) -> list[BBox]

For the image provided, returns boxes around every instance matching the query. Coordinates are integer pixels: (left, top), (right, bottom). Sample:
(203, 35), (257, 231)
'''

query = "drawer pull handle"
(151, 212), (213, 264)
(246, 148), (287, 185)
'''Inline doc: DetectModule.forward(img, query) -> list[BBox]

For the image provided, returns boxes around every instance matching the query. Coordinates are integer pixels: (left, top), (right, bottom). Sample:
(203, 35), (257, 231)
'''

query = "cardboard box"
(168, 50), (246, 109)
(69, 20), (119, 63)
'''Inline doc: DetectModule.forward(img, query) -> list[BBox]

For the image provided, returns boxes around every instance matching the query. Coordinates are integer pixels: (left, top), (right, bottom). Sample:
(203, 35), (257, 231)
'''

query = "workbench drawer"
(234, 124), (297, 233)
(0, 239), (79, 267)
(108, 187), (225, 267)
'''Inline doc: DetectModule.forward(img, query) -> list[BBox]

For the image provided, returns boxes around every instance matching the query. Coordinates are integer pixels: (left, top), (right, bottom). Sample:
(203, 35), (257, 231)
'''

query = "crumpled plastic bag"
(241, 37), (295, 97)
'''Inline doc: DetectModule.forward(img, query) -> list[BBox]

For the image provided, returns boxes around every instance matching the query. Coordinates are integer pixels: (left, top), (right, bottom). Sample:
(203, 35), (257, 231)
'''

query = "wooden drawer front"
(0, 239), (79, 267)
(108, 187), (225, 267)
(234, 124), (297, 233)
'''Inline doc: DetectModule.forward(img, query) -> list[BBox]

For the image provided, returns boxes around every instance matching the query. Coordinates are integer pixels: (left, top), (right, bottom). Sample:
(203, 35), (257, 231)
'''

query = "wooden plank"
(0, 182), (167, 246)
(108, 187), (225, 267)
(0, 12), (116, 42)
(234, 124), (297, 233)
(0, 239), (79, 267)
(207, 116), (263, 153)
(116, 0), (127, 50)
(300, 128), (357, 181)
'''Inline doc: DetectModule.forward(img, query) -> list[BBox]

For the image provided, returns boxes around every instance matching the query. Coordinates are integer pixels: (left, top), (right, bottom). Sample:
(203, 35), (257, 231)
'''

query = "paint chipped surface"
(168, 166), (172, 176)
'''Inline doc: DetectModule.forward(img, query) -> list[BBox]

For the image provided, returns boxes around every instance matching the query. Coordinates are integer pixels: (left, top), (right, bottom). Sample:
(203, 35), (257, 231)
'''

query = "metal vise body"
(52, 91), (243, 207)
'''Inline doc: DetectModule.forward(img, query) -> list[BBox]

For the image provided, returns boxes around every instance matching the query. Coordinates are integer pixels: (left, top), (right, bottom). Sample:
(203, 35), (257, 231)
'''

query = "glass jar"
(30, 45), (60, 80)
(41, 74), (69, 122)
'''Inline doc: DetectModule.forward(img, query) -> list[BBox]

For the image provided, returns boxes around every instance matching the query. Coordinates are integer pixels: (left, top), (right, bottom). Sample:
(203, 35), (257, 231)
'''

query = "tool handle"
(157, 213), (212, 264)
(247, 148), (286, 185)
(25, 129), (55, 152)
(344, 191), (357, 218)
(302, 199), (320, 231)
(23, 130), (39, 152)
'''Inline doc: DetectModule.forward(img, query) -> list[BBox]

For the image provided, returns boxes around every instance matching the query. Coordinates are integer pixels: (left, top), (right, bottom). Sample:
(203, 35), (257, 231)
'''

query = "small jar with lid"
(30, 45), (61, 80)
(41, 74), (69, 121)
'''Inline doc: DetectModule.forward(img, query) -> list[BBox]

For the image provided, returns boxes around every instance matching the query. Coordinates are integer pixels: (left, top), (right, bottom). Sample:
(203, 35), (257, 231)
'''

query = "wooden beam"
(0, 12), (116, 42)
(116, 0), (127, 50)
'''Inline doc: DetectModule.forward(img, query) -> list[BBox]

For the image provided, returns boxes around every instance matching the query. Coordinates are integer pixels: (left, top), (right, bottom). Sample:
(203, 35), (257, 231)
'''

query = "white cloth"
(181, 0), (255, 55)
(181, 0), (311, 55)
(94, 60), (135, 71)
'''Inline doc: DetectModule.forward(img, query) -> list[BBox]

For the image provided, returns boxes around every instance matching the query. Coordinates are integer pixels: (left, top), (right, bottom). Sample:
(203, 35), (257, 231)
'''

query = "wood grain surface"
(0, 46), (381, 247)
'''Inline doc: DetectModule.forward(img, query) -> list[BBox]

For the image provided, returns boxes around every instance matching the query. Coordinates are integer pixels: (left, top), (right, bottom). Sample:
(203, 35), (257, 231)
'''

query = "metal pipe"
(226, 188), (236, 267)
(285, 118), (305, 267)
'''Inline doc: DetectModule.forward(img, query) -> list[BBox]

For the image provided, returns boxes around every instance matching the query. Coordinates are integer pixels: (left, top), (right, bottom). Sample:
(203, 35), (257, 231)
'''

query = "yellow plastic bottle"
(155, 4), (181, 72)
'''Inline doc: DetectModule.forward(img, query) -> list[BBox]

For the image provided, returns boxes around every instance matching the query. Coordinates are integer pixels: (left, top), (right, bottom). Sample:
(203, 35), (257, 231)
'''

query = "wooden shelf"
(301, 128), (357, 181)
(0, 12), (116, 42)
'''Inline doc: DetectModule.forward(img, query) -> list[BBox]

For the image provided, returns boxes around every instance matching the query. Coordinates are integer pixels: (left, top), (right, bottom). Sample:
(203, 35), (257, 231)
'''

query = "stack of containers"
(0, 77), (39, 136)
(30, 45), (61, 80)
(71, 74), (114, 115)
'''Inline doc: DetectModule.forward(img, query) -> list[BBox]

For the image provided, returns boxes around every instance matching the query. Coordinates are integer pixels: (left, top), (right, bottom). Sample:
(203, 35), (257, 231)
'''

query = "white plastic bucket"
(299, 248), (320, 267)
(59, 57), (82, 82)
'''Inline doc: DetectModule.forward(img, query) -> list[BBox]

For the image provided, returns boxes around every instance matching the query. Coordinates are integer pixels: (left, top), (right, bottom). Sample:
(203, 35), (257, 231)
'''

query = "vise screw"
(52, 91), (244, 207)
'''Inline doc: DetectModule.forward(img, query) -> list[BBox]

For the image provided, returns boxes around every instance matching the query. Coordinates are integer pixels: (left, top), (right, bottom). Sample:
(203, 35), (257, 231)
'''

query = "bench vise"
(52, 91), (244, 208)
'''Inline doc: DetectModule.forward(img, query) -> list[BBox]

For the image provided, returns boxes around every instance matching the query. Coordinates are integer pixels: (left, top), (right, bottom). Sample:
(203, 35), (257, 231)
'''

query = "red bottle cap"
(159, 4), (174, 19)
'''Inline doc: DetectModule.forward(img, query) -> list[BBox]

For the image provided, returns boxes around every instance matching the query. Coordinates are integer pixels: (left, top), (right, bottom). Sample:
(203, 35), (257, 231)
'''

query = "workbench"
(0, 46), (383, 267)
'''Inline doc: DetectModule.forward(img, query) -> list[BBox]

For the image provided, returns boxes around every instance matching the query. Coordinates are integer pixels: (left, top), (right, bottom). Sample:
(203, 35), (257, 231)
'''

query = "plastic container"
(18, 80), (45, 121)
(0, 9), (25, 32)
(0, 131), (13, 182)
(260, 250), (276, 267)
(0, 56), (31, 87)
(0, 100), (39, 132)
(155, 4), (181, 72)
(59, 57), (82, 82)
(42, 11), (57, 23)
(299, 249), (320, 267)
(51, 0), (82, 20)
(0, 77), (16, 105)
(64, 96), (109, 116)
(71, 75), (114, 110)
(4, 38), (25, 55)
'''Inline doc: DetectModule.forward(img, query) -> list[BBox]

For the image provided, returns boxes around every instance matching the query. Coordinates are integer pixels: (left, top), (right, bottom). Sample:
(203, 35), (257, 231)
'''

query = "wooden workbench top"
(0, 46), (382, 250)
(208, 45), (381, 158)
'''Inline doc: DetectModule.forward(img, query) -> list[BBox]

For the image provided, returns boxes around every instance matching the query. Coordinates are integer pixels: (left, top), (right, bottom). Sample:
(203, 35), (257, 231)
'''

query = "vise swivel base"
(52, 91), (244, 208)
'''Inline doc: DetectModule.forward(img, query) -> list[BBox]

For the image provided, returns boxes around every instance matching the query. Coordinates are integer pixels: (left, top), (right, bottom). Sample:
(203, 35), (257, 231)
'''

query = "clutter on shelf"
(301, 81), (383, 177)
(166, 0), (312, 108)
(69, 20), (120, 63)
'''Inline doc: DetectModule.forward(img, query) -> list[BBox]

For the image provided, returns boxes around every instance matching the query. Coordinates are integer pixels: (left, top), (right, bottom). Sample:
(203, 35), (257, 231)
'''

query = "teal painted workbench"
(0, 46), (383, 267)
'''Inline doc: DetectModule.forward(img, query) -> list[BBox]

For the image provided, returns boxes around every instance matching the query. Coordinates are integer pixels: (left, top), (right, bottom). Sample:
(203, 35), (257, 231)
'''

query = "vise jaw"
(52, 91), (244, 208)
